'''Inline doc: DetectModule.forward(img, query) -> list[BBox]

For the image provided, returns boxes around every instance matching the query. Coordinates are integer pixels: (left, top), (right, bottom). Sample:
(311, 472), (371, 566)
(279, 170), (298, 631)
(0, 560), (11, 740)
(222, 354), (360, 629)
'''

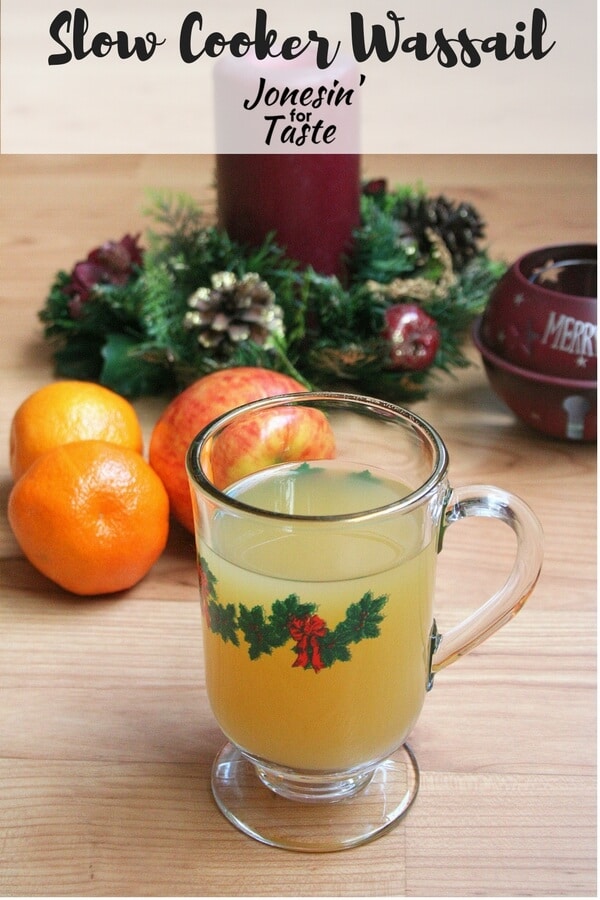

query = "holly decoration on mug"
(198, 557), (388, 673)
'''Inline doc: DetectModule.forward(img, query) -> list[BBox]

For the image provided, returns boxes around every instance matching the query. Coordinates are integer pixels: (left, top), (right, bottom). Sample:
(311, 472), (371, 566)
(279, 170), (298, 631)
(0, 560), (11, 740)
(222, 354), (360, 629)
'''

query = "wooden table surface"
(0, 154), (596, 897)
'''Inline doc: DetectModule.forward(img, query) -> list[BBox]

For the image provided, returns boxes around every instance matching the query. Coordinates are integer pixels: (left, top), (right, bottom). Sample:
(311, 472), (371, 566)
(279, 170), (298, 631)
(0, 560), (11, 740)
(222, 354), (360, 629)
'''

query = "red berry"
(382, 303), (440, 371)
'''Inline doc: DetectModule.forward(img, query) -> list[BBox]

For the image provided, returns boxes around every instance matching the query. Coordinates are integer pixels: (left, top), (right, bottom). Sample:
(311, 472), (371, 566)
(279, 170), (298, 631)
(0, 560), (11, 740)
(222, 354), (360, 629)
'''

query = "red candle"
(216, 153), (361, 279)
(214, 46), (362, 279)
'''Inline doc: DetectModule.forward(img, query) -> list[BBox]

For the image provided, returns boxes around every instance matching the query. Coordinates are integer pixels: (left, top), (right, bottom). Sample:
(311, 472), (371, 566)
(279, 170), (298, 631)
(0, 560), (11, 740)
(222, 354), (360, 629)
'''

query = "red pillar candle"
(216, 153), (361, 278)
(214, 50), (362, 279)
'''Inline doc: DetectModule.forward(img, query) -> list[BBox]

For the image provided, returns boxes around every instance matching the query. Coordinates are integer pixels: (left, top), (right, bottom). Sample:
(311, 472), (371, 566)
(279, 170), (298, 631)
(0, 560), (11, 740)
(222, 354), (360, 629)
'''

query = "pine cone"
(399, 195), (485, 270)
(184, 271), (284, 356)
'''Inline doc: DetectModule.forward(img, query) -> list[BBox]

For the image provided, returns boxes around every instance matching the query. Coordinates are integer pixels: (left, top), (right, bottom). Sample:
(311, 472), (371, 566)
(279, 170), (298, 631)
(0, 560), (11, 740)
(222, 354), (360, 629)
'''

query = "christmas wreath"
(39, 180), (505, 402)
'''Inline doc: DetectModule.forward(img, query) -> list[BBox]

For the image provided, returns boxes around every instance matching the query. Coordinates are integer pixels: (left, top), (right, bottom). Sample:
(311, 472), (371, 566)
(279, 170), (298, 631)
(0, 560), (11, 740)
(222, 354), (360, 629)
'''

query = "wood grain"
(0, 154), (596, 896)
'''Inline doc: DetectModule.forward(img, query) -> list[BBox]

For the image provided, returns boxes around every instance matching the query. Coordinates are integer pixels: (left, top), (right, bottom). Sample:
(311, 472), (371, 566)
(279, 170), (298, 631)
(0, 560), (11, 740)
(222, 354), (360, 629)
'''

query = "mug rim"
(186, 391), (449, 523)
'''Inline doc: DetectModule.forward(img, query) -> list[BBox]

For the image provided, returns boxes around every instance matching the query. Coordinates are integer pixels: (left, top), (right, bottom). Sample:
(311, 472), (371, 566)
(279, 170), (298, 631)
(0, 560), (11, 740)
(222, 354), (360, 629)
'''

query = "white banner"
(1, 0), (596, 153)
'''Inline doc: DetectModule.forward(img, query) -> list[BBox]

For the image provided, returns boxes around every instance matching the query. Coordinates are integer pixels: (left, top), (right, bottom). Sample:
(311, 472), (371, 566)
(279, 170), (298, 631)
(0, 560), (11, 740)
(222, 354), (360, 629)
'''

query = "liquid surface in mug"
(198, 461), (437, 772)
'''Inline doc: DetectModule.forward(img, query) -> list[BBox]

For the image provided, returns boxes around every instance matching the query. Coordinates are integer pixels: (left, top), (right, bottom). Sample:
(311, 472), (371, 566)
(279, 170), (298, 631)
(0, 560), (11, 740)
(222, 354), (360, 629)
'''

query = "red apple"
(149, 367), (310, 533)
(210, 406), (336, 490)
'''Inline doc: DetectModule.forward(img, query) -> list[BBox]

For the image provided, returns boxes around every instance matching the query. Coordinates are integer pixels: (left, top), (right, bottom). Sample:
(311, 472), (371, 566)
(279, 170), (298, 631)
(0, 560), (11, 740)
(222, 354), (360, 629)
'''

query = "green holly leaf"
(269, 595), (316, 646)
(333, 591), (388, 646)
(318, 634), (352, 669)
(349, 468), (379, 482)
(100, 332), (171, 398)
(238, 605), (273, 660)
(206, 600), (239, 646)
(199, 556), (218, 603)
(52, 335), (104, 381)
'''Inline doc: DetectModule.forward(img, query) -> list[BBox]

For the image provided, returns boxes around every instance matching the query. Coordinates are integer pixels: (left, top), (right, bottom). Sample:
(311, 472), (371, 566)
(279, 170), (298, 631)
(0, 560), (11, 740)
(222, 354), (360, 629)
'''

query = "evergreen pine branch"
(143, 189), (206, 254)
(39, 271), (76, 336)
(137, 259), (185, 345)
(350, 193), (419, 285)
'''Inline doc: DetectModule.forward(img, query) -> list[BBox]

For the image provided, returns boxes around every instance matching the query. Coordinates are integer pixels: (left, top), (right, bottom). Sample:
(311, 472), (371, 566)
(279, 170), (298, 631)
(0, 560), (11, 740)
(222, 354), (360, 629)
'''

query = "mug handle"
(429, 484), (544, 679)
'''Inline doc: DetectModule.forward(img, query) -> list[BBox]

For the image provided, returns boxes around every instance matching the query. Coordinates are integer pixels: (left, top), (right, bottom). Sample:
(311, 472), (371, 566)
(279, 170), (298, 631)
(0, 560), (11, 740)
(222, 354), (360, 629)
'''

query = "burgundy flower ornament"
(66, 233), (143, 317)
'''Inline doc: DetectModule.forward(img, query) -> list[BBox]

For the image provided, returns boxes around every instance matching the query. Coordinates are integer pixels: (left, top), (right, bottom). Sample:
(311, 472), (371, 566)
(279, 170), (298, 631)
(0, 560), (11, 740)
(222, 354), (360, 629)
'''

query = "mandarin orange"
(8, 440), (169, 596)
(10, 380), (143, 481)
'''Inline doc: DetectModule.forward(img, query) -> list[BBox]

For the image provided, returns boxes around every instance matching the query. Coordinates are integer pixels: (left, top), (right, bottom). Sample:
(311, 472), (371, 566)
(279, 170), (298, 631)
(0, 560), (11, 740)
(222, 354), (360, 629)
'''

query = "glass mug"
(186, 393), (543, 852)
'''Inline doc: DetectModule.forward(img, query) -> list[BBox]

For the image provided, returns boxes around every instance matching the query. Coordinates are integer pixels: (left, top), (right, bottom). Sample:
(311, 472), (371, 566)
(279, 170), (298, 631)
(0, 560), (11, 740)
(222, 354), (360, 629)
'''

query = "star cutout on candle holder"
(531, 259), (560, 284)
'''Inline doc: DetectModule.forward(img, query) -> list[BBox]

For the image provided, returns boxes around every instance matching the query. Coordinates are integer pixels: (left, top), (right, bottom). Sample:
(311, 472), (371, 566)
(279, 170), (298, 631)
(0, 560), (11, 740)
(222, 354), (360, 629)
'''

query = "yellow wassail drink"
(197, 461), (437, 773)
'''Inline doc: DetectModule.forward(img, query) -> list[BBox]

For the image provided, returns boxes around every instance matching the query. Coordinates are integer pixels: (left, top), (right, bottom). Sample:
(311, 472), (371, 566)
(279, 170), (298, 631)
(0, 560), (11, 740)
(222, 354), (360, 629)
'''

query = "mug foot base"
(211, 742), (420, 852)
